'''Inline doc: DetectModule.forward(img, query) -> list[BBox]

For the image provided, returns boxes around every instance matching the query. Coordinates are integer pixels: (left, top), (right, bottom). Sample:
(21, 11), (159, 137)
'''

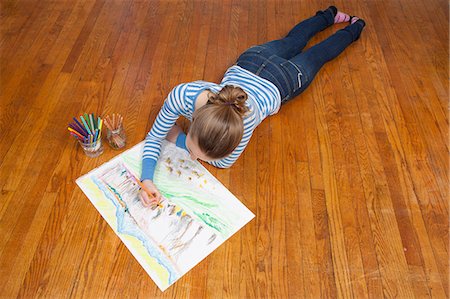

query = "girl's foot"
(334, 11), (351, 24)
(350, 16), (366, 27)
(326, 6), (350, 24)
(350, 16), (360, 24)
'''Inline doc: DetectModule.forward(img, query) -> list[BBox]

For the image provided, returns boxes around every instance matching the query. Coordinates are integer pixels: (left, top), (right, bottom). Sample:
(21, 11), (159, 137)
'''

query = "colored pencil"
(69, 122), (84, 136)
(68, 123), (82, 134)
(73, 117), (88, 136)
(69, 132), (82, 140)
(83, 113), (90, 129)
(104, 113), (125, 149)
(68, 127), (84, 139)
(89, 113), (95, 131)
(68, 113), (105, 146)
(80, 115), (92, 135)
(94, 129), (99, 142)
(103, 118), (113, 130)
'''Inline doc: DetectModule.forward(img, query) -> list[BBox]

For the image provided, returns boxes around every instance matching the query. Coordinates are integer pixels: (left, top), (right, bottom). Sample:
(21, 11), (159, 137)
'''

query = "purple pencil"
(69, 123), (86, 136)
(73, 117), (89, 136)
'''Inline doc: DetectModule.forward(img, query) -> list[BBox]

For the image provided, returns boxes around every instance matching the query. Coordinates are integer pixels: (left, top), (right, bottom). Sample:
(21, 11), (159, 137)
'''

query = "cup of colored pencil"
(68, 113), (104, 158)
(104, 113), (126, 150)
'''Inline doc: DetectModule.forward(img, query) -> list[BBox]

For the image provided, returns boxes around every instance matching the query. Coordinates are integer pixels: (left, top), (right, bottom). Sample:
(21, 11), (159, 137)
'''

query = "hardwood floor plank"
(311, 189), (339, 298)
(0, 74), (70, 192)
(281, 105), (307, 298)
(343, 33), (388, 299)
(0, 0), (50, 78)
(0, 87), (80, 257)
(0, 192), (58, 298)
(0, 191), (15, 222)
(239, 136), (258, 299)
(237, 2), (258, 298)
(296, 162), (322, 298)
(61, 0), (106, 74)
(349, 39), (419, 296)
(255, 120), (272, 299)
(314, 72), (354, 299)
(0, 0), (40, 50)
(268, 103), (289, 299)
(251, 3), (272, 297)
(1, 0), (66, 102)
(330, 61), (370, 298)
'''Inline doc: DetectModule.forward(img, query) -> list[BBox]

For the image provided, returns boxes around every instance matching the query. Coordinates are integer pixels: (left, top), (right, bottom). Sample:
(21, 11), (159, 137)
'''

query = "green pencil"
(83, 113), (91, 131)
(80, 115), (92, 135)
(89, 113), (95, 131)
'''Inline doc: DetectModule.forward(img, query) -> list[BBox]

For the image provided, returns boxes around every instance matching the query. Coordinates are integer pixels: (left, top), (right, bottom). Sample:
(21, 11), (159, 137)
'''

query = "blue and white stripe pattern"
(141, 65), (281, 181)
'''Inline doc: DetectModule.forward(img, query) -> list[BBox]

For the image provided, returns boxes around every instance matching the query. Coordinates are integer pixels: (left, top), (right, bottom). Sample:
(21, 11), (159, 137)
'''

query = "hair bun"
(208, 85), (249, 117)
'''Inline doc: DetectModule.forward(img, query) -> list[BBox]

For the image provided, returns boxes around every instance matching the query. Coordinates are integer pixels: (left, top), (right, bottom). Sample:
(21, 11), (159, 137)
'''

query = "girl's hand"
(139, 179), (162, 207)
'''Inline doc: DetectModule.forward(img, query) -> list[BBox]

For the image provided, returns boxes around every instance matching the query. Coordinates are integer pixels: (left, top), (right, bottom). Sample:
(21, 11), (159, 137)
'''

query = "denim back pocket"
(280, 60), (307, 95)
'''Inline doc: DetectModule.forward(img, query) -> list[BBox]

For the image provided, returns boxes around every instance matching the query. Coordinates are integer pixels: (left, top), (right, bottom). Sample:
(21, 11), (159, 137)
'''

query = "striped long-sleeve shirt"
(141, 65), (281, 181)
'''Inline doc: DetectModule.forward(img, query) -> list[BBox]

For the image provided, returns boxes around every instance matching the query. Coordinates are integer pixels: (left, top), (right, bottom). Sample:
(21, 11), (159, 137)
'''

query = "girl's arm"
(141, 84), (188, 181)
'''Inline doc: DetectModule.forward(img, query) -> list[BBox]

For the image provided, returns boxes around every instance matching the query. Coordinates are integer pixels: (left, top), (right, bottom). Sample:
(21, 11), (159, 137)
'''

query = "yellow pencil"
(68, 127), (84, 139)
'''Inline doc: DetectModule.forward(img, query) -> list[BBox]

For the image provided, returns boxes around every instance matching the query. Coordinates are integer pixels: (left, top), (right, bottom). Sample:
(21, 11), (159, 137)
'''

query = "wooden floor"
(0, 0), (448, 298)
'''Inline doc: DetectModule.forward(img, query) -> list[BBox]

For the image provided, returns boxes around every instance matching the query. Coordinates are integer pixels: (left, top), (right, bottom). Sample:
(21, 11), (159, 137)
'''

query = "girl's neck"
(194, 90), (213, 111)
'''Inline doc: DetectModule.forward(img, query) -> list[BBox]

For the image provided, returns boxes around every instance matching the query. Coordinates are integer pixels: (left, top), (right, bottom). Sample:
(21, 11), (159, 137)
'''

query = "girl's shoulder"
(171, 81), (221, 97)
(166, 81), (221, 114)
(175, 81), (221, 104)
(189, 81), (221, 92)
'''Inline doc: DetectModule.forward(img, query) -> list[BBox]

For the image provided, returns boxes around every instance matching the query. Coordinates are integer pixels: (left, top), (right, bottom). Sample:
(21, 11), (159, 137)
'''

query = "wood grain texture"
(0, 0), (448, 298)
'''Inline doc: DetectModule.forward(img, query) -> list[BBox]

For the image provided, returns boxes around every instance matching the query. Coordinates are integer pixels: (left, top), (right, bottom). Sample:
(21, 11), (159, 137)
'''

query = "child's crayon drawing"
(76, 141), (254, 291)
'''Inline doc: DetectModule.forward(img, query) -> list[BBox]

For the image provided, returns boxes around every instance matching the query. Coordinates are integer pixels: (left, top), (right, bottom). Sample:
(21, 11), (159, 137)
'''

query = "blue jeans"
(236, 8), (365, 103)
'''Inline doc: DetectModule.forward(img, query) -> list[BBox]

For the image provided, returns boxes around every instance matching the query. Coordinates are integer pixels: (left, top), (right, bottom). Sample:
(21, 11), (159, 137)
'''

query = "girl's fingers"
(139, 191), (152, 207)
(139, 182), (162, 205)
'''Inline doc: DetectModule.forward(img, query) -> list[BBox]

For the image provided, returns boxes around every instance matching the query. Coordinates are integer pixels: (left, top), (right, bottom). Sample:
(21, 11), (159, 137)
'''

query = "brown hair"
(190, 85), (249, 159)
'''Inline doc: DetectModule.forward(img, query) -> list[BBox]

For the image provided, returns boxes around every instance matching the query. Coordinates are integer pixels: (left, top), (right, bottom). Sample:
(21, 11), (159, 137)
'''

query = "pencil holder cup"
(78, 139), (104, 158)
(106, 124), (126, 150)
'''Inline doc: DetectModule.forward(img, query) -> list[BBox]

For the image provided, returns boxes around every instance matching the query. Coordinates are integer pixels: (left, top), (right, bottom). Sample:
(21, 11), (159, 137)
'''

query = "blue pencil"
(95, 129), (99, 142)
